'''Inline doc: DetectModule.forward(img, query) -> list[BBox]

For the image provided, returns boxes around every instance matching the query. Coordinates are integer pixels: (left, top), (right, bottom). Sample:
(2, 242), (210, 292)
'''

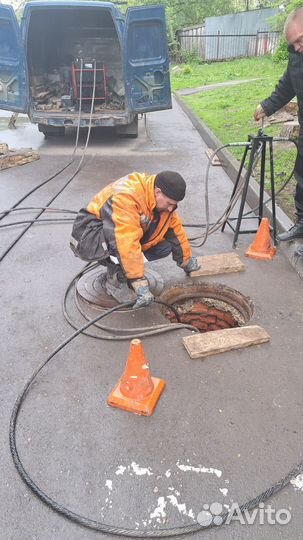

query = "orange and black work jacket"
(87, 172), (192, 280)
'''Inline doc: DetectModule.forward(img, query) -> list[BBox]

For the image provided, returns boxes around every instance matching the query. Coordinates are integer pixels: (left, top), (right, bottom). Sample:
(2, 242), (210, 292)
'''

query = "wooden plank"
(279, 121), (300, 139)
(183, 325), (271, 359)
(0, 143), (9, 155)
(0, 149), (39, 171)
(190, 253), (245, 277)
(205, 148), (222, 166)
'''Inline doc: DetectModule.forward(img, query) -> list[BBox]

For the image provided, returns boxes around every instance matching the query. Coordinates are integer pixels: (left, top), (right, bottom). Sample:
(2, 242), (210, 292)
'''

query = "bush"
(176, 48), (202, 65)
(168, 42), (202, 64)
(273, 38), (289, 63)
(182, 65), (192, 75)
(169, 40), (182, 63)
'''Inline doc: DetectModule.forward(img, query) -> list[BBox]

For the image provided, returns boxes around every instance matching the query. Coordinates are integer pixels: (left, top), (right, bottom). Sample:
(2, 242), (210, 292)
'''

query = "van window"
(128, 21), (163, 62)
(0, 19), (19, 60)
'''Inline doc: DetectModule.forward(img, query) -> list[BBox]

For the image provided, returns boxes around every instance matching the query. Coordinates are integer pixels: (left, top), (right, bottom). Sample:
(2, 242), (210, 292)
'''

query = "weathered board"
(0, 148), (39, 171)
(190, 253), (245, 277)
(0, 143), (9, 155)
(279, 121), (300, 139)
(183, 325), (270, 359)
(205, 148), (222, 166)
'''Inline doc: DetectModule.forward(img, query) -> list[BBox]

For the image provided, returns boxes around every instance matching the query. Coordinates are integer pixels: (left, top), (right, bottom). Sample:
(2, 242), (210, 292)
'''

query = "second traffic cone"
(245, 217), (276, 261)
(107, 339), (165, 416)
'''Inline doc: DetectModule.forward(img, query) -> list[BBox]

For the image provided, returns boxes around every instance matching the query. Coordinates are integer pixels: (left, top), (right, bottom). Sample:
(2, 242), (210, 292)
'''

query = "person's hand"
(180, 256), (200, 274)
(254, 104), (266, 122)
(131, 278), (154, 309)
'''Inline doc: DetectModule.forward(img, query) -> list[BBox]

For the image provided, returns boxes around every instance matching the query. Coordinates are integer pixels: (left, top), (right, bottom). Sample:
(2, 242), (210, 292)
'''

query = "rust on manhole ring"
(159, 281), (254, 333)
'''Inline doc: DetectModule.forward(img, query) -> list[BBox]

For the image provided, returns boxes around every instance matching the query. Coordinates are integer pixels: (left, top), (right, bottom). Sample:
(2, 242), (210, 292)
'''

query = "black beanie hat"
(154, 171), (186, 201)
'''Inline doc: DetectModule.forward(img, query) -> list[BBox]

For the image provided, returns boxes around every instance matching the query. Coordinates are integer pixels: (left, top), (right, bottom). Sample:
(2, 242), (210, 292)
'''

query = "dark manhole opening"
(159, 281), (254, 333)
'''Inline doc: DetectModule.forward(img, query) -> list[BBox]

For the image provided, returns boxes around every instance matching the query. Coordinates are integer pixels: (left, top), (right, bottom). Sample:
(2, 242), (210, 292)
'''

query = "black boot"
(104, 262), (135, 303)
(277, 216), (303, 242)
(294, 245), (303, 257)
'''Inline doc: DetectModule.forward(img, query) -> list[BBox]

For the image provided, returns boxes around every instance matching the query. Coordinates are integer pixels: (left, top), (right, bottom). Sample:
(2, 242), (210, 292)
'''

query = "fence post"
(264, 32), (268, 54)
(217, 30), (220, 60)
(254, 31), (259, 57)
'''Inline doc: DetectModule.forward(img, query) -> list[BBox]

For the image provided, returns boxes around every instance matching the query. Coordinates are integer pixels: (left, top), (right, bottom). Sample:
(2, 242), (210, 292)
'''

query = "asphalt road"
(0, 101), (303, 540)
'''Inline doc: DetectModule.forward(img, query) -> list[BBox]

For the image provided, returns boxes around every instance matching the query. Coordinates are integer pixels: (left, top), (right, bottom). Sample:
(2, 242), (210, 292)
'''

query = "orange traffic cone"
(245, 217), (276, 260)
(107, 339), (165, 416)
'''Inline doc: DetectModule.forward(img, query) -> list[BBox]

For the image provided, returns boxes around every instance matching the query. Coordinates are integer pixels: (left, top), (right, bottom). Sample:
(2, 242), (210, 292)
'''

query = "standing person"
(70, 171), (199, 307)
(254, 7), (303, 242)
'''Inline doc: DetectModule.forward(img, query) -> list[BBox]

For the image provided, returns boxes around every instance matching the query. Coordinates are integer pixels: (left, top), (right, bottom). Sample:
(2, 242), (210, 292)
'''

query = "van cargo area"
(27, 7), (125, 115)
(0, 2), (171, 137)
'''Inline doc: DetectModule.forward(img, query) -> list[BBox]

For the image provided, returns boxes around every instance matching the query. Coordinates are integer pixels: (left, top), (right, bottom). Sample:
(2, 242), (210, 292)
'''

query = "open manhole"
(159, 281), (254, 333)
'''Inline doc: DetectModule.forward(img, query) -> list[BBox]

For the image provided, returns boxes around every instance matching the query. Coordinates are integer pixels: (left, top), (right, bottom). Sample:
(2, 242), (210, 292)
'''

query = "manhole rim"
(158, 280), (254, 327)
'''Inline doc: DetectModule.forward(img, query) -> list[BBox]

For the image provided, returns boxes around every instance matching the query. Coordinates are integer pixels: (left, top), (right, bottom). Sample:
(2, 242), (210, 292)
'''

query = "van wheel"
(116, 115), (138, 138)
(38, 124), (65, 138)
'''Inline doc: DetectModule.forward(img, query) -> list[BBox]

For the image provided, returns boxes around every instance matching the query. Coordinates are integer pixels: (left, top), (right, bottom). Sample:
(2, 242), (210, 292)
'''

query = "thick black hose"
(0, 61), (84, 225)
(0, 206), (78, 216)
(242, 137), (298, 218)
(0, 160), (75, 224)
(0, 219), (74, 228)
(9, 301), (303, 537)
(62, 265), (198, 340)
(0, 60), (91, 263)
(184, 136), (298, 245)
(0, 163), (82, 263)
(4, 111), (302, 536)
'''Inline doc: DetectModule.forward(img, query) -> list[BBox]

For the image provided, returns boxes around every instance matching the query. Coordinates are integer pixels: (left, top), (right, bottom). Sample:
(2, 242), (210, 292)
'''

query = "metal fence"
(176, 30), (281, 61)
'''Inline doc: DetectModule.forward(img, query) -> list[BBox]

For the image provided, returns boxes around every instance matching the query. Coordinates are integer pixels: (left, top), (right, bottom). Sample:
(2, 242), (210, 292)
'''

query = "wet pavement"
(0, 101), (303, 540)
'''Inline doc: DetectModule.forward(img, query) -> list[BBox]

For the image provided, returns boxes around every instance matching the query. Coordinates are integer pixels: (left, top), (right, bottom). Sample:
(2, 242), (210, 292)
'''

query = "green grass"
(171, 56), (286, 92)
(172, 57), (296, 220)
(183, 79), (279, 154)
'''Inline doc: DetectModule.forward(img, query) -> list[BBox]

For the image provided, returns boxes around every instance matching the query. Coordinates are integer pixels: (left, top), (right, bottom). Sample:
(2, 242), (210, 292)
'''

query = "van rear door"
(0, 4), (29, 112)
(124, 5), (171, 113)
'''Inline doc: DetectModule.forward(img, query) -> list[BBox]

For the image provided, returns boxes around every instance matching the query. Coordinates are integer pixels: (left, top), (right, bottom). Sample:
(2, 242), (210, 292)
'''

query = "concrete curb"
(174, 93), (303, 279)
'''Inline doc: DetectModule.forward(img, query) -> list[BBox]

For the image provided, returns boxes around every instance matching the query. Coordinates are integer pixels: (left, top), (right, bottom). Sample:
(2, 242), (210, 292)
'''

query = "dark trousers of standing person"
(278, 152), (303, 241)
(294, 153), (303, 216)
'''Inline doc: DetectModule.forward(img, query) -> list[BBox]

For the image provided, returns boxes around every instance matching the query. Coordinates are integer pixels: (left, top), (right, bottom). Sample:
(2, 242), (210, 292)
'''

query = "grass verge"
(172, 58), (296, 220)
(171, 56), (285, 92)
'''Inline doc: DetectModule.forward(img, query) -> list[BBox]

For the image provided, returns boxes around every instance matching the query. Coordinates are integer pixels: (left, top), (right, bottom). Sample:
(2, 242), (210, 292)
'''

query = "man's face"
(154, 187), (178, 213)
(286, 20), (303, 53)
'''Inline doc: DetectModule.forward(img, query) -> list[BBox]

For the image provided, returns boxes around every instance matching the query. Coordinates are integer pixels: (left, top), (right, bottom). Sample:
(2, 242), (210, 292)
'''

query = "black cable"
(0, 219), (74, 229)
(242, 137), (298, 219)
(0, 206), (78, 216)
(0, 167), (80, 263)
(0, 61), (96, 264)
(183, 135), (298, 244)
(0, 60), (84, 225)
(0, 160), (76, 224)
(9, 300), (303, 537)
(183, 223), (207, 228)
(62, 265), (197, 340)
(184, 160), (296, 231)
(4, 102), (302, 536)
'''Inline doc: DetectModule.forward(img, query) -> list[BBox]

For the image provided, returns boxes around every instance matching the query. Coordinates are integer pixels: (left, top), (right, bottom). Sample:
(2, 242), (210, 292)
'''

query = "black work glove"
(131, 278), (154, 309)
(180, 256), (200, 274)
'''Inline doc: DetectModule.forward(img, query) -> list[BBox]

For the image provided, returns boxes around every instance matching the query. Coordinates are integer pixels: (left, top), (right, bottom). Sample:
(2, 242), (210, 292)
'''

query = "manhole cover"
(159, 281), (253, 333)
(76, 266), (165, 310)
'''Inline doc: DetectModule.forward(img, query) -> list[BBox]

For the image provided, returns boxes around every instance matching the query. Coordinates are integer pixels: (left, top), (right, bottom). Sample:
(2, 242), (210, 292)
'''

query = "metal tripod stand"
(222, 129), (277, 248)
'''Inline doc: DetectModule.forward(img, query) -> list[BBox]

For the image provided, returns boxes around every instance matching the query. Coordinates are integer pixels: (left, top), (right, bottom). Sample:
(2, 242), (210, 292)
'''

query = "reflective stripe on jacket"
(86, 172), (191, 279)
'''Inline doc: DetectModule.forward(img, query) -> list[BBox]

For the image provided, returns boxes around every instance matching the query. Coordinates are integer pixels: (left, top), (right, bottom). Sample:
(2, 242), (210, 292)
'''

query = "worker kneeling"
(70, 171), (199, 308)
